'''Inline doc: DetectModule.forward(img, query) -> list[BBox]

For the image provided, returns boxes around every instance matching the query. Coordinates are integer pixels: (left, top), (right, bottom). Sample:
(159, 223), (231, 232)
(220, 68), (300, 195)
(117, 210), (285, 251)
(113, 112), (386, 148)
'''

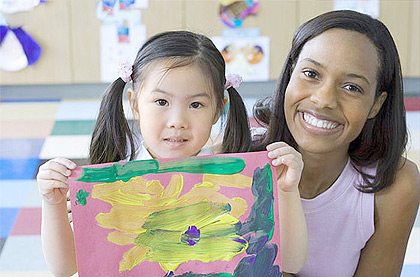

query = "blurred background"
(0, 0), (419, 276)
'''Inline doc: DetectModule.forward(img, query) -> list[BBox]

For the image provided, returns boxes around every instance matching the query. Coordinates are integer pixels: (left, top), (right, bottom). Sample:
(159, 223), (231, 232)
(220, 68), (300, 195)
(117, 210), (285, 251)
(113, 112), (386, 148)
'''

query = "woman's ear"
(368, 91), (387, 119)
(127, 88), (139, 120)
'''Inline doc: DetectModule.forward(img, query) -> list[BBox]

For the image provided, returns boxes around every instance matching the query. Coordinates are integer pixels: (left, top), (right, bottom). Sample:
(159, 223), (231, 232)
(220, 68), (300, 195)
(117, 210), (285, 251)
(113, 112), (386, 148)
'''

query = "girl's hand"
(37, 158), (77, 205)
(267, 142), (303, 193)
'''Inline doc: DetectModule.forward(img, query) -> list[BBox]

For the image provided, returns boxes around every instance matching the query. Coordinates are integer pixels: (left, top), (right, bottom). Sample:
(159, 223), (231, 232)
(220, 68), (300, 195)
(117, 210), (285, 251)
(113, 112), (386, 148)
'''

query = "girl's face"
(130, 62), (219, 159)
(284, 28), (386, 156)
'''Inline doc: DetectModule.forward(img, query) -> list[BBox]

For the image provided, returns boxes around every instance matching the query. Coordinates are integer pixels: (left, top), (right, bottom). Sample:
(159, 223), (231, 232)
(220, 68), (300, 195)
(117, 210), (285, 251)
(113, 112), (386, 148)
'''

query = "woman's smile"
(298, 111), (343, 136)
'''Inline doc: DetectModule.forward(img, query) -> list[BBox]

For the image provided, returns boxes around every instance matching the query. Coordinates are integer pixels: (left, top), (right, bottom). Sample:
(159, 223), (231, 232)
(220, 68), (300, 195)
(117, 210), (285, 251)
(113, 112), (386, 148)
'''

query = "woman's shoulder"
(389, 158), (419, 198)
(396, 158), (420, 189)
(375, 158), (419, 217)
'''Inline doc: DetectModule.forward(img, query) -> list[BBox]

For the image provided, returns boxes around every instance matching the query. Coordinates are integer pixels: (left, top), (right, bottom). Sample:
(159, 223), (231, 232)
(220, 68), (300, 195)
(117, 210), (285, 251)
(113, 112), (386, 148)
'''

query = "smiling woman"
(284, 29), (387, 157)
(254, 10), (420, 277)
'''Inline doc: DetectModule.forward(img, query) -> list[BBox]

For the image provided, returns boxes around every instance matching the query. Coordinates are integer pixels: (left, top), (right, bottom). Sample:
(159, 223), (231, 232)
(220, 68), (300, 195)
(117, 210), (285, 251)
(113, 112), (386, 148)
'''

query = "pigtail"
(89, 78), (135, 164)
(222, 87), (251, 153)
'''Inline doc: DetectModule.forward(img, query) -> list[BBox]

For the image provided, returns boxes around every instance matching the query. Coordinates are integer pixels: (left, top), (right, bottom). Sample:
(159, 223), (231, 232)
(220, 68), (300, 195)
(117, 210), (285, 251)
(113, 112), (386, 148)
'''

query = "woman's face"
(284, 28), (386, 156)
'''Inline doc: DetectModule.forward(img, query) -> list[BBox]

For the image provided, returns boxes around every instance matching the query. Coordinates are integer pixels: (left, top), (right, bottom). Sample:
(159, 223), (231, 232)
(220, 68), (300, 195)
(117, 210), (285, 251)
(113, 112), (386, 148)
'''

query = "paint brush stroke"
(78, 156), (246, 183)
(173, 164), (281, 277)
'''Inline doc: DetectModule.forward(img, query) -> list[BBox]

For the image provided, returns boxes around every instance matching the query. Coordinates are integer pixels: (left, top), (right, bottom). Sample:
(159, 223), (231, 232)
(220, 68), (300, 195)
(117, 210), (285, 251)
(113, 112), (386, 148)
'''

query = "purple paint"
(181, 226), (200, 246)
(233, 238), (247, 245)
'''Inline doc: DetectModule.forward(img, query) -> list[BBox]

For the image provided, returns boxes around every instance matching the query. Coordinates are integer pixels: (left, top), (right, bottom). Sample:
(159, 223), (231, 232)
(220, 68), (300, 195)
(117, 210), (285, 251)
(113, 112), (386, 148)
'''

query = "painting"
(69, 151), (281, 276)
(212, 36), (270, 82)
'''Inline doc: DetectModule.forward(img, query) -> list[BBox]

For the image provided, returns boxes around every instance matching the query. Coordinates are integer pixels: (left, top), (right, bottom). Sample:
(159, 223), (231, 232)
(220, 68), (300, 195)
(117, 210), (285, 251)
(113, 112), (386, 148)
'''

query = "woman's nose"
(310, 82), (338, 109)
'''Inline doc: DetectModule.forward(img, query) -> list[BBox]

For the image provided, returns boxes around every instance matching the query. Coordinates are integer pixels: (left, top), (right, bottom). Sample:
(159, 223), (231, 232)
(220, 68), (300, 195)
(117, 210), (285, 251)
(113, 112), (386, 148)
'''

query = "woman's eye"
(303, 70), (318, 79)
(343, 84), (363, 93)
(190, 102), (202, 109)
(155, 99), (168, 106)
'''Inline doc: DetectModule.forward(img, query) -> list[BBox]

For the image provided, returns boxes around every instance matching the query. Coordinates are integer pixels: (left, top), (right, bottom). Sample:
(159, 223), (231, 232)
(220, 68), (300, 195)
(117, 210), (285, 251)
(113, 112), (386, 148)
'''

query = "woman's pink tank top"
(296, 159), (375, 276)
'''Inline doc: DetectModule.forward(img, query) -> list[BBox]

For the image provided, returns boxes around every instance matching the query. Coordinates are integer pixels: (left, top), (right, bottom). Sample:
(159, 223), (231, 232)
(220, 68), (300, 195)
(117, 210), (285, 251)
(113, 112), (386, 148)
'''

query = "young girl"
(254, 10), (419, 276)
(37, 31), (307, 276)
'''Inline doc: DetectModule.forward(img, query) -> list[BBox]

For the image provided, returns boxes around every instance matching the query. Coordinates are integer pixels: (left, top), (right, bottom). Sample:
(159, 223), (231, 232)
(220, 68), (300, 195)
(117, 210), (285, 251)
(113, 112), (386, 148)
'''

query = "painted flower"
(76, 189), (89, 206)
(91, 173), (252, 273)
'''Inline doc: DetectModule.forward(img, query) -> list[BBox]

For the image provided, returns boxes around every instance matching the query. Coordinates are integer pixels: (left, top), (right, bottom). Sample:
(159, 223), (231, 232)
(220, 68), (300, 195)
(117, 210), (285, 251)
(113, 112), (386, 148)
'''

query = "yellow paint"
(203, 173), (252, 188)
(119, 245), (149, 272)
(107, 230), (138, 246)
(92, 173), (249, 273)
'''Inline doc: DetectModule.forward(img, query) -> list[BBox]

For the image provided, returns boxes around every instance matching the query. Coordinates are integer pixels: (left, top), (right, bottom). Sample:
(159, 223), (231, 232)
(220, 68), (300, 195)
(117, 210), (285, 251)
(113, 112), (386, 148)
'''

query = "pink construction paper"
(69, 151), (280, 277)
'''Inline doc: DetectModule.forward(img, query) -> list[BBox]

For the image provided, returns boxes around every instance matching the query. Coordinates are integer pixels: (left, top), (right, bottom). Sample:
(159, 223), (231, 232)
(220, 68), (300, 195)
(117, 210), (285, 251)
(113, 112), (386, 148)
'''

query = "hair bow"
(224, 73), (243, 90)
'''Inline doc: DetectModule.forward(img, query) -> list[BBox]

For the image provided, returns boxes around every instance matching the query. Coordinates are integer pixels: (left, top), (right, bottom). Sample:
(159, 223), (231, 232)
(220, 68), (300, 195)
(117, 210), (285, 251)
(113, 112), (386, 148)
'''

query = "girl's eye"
(303, 70), (318, 79)
(343, 84), (363, 93)
(190, 102), (202, 109)
(155, 99), (168, 106)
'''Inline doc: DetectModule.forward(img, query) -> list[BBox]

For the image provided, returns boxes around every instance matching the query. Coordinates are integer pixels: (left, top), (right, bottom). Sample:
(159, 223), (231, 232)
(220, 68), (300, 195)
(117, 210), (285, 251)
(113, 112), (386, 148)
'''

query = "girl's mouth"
(163, 137), (188, 148)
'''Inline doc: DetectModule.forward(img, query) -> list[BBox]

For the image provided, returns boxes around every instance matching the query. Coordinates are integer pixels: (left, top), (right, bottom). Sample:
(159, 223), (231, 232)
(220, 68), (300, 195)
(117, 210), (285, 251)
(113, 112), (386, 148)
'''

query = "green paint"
(263, 163), (275, 240)
(76, 189), (89, 206)
(132, 201), (248, 271)
(141, 201), (231, 231)
(77, 156), (245, 183)
(78, 160), (159, 182)
(158, 157), (245, 175)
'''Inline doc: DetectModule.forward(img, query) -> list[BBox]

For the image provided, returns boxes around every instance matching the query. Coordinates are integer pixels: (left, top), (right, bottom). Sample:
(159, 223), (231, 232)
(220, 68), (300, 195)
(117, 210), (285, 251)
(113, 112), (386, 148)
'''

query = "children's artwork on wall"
(334, 0), (379, 18)
(0, 0), (45, 14)
(219, 0), (260, 28)
(96, 1), (147, 82)
(212, 35), (269, 82)
(0, 25), (42, 71)
(69, 151), (282, 277)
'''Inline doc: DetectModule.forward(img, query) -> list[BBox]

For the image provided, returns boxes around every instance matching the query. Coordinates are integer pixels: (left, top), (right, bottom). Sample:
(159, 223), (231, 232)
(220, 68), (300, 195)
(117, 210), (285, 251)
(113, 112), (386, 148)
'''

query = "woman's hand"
(37, 157), (76, 205)
(267, 142), (303, 193)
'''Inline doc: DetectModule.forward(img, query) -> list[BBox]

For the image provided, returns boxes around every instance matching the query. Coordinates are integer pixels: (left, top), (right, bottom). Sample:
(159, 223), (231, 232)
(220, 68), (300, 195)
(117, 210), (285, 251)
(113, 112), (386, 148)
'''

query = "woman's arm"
(355, 159), (420, 276)
(267, 142), (308, 273)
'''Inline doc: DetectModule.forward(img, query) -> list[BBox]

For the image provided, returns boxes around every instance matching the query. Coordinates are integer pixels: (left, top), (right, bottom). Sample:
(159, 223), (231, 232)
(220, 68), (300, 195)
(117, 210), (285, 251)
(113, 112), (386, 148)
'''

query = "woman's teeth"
(303, 113), (338, 129)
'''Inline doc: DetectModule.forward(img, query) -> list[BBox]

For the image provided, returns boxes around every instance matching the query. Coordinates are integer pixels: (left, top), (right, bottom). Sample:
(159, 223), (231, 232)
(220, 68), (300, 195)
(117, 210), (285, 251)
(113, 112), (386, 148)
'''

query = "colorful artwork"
(0, 25), (42, 72)
(212, 36), (270, 82)
(0, 0), (45, 14)
(219, 0), (260, 28)
(96, 1), (147, 82)
(69, 151), (281, 276)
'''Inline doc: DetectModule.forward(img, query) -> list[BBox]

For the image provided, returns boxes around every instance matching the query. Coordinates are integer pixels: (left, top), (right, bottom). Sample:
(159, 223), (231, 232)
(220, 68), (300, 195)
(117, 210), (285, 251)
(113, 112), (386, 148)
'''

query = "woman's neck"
(298, 149), (349, 199)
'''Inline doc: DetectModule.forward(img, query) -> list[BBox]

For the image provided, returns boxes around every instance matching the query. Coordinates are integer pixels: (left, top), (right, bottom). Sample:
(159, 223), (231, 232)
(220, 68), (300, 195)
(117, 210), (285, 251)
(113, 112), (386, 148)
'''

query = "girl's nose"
(167, 108), (188, 129)
(310, 82), (338, 109)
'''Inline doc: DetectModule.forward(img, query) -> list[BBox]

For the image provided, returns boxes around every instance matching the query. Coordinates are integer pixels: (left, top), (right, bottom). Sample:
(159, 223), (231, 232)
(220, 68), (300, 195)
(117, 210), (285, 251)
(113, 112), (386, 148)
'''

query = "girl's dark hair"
(90, 31), (251, 164)
(254, 10), (407, 193)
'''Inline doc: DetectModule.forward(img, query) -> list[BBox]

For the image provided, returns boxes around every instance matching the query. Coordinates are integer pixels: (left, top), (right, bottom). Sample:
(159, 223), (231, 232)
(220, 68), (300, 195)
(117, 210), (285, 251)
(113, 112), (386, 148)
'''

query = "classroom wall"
(1, 0), (419, 85)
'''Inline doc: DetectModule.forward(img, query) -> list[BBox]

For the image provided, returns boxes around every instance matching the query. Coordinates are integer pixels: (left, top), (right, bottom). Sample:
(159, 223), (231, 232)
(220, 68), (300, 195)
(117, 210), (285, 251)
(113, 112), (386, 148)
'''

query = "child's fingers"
(50, 157), (76, 170)
(39, 160), (73, 177)
(37, 170), (69, 185)
(39, 180), (68, 194)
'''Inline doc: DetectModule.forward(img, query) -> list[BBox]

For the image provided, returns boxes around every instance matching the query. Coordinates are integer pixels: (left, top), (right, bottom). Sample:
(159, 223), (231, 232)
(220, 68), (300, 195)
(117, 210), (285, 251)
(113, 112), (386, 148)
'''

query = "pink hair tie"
(224, 73), (243, 90)
(117, 61), (133, 83)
